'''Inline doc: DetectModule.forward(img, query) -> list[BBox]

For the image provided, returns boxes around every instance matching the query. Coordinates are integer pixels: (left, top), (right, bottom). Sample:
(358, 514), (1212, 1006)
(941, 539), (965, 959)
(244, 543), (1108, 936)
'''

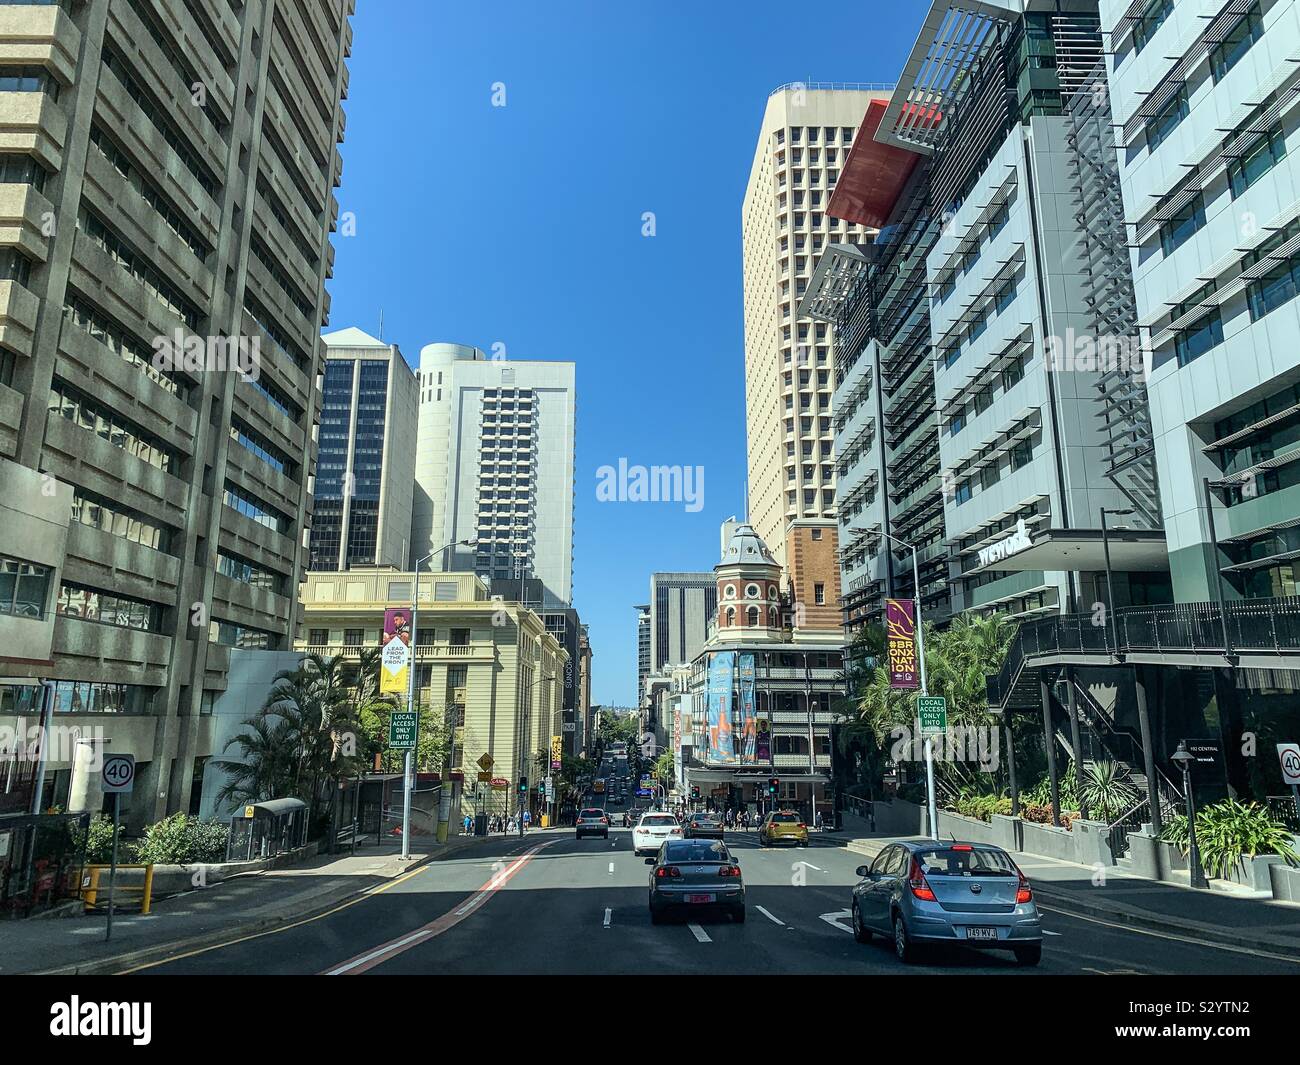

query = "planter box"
(1222, 853), (1283, 892)
(1019, 820), (1077, 863)
(937, 810), (998, 846)
(992, 814), (1022, 853)
(1269, 862), (1300, 903)
(1070, 819), (1113, 867)
(871, 798), (927, 837)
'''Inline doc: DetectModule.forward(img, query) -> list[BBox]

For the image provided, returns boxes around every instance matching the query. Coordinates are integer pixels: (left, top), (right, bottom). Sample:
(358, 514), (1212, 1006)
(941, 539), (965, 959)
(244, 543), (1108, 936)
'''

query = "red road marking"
(322, 839), (556, 975)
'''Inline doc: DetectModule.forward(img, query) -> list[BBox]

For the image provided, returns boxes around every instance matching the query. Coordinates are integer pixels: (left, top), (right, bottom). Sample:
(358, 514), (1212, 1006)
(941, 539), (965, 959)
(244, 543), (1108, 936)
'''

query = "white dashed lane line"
(756, 906), (785, 926)
(688, 924), (712, 943)
(603, 907), (612, 928)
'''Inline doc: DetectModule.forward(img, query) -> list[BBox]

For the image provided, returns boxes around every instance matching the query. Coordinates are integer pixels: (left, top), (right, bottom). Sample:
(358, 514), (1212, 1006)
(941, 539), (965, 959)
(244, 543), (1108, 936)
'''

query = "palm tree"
(212, 713), (300, 807)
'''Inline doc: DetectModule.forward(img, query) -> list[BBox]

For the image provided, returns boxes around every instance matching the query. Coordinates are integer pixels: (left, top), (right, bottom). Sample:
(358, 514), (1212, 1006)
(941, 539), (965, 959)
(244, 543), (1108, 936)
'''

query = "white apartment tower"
(412, 345), (575, 609)
(741, 85), (890, 570)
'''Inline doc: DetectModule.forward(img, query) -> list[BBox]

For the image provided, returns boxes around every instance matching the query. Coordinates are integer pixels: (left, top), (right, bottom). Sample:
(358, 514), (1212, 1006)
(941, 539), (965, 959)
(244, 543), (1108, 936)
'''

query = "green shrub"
(1159, 800), (1297, 880)
(72, 814), (131, 864)
(134, 814), (230, 865)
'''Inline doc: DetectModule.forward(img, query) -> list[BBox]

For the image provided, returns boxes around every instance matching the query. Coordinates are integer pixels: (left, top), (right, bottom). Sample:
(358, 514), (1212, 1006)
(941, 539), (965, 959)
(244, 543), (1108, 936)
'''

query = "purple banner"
(886, 598), (919, 690)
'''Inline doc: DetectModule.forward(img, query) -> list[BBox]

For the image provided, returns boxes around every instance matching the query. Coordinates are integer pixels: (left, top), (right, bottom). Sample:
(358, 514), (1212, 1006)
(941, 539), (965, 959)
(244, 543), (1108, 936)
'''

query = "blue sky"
(326, 0), (922, 706)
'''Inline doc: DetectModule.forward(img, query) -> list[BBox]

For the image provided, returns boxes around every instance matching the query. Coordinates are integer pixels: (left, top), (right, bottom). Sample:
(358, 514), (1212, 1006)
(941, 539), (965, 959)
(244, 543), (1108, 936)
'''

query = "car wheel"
(732, 905), (746, 924)
(851, 901), (871, 944)
(1013, 942), (1042, 967)
(893, 912), (916, 964)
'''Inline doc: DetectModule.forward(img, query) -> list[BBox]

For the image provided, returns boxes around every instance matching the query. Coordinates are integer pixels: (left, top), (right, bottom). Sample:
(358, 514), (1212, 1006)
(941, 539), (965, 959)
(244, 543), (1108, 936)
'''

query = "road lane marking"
(603, 907), (612, 928)
(756, 906), (785, 926)
(819, 909), (854, 934)
(795, 861), (823, 872)
(688, 924), (711, 943)
(1043, 929), (1062, 936)
(323, 839), (557, 975)
(608, 862), (615, 875)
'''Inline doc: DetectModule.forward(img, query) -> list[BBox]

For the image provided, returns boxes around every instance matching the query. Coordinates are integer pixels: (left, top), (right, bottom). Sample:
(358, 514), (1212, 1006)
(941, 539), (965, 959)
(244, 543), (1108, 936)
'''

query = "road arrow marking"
(756, 906), (785, 926)
(688, 924), (712, 943)
(796, 861), (823, 872)
(819, 909), (854, 935)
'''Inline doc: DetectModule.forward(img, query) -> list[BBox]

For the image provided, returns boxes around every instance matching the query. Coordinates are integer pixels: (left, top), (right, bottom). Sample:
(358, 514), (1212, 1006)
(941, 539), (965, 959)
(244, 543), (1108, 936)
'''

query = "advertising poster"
(380, 607), (412, 694)
(705, 651), (736, 764)
(886, 598), (919, 690)
(739, 653), (757, 764)
(756, 717), (771, 763)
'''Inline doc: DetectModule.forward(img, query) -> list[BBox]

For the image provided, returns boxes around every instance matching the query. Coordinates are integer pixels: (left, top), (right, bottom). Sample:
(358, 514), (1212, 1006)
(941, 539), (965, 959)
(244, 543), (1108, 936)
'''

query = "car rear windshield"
(641, 816), (677, 827)
(580, 810), (605, 818)
(771, 813), (800, 823)
(915, 847), (1017, 876)
(664, 841), (729, 863)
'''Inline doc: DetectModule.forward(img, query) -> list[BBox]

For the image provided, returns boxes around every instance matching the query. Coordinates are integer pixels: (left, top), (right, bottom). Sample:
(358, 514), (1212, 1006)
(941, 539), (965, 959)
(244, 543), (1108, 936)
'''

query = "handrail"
(769, 81), (897, 96)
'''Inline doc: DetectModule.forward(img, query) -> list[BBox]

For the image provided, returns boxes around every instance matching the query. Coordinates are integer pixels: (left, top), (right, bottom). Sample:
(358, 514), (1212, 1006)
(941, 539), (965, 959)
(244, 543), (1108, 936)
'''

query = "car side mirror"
(644, 857), (655, 866)
(856, 865), (870, 878)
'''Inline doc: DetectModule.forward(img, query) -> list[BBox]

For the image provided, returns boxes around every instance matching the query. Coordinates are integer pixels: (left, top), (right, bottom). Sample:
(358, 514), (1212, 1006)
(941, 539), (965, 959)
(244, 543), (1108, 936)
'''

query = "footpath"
(0, 830), (496, 976)
(834, 814), (1300, 959)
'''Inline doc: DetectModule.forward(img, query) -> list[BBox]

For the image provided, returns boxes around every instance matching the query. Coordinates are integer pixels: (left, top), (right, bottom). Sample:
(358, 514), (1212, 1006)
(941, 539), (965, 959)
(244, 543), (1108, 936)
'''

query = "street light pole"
(884, 530), (934, 839)
(1172, 741), (1207, 889)
(403, 539), (476, 858)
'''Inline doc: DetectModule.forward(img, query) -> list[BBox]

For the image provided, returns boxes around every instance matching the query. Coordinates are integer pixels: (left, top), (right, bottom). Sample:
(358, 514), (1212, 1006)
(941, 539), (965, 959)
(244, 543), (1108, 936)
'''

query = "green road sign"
(917, 696), (948, 737)
(389, 711), (418, 749)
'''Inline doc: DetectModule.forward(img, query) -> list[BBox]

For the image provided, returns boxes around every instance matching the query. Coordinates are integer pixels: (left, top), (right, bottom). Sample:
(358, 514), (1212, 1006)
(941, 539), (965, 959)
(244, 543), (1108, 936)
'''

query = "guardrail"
(82, 864), (154, 914)
(988, 596), (1300, 707)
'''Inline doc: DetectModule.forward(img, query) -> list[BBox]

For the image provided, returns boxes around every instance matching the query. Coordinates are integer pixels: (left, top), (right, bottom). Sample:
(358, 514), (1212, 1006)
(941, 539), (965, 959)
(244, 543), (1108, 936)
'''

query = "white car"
(632, 812), (682, 856)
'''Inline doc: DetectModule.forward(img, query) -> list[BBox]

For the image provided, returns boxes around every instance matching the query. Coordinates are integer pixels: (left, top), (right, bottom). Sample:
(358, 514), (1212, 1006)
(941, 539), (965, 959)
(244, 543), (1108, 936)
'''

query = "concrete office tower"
(412, 344), (575, 609)
(311, 327), (416, 570)
(0, 0), (353, 827)
(1103, 0), (1300, 602)
(741, 85), (890, 572)
(873, 0), (1161, 621)
(649, 572), (717, 673)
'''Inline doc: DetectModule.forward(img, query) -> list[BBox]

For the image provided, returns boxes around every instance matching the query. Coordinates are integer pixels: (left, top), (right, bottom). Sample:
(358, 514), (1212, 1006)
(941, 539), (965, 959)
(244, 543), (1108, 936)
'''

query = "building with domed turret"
(680, 522), (844, 821)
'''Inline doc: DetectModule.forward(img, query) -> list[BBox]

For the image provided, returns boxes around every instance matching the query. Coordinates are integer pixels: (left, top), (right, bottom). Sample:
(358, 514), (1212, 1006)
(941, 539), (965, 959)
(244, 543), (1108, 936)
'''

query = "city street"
(126, 826), (1300, 977)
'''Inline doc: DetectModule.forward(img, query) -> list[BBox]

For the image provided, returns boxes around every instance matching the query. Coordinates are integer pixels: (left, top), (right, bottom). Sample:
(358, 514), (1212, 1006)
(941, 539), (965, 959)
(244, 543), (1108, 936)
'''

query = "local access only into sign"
(917, 696), (948, 737)
(388, 711), (418, 749)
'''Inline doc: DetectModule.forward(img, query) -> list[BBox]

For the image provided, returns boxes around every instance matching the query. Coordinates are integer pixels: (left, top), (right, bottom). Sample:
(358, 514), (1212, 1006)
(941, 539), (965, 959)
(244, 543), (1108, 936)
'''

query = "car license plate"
(966, 926), (998, 941)
(686, 894), (715, 904)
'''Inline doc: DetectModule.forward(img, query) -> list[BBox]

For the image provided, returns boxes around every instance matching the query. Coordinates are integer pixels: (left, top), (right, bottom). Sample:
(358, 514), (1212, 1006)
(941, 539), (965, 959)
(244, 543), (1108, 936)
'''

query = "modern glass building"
(310, 327), (417, 571)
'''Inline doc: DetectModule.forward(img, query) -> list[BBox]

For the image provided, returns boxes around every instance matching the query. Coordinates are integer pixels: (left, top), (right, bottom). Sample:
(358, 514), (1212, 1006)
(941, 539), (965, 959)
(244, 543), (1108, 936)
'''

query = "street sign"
(101, 754), (135, 794)
(477, 753), (495, 772)
(917, 696), (947, 737)
(491, 777), (509, 790)
(1279, 743), (1300, 786)
(477, 771), (493, 782)
(388, 711), (418, 749)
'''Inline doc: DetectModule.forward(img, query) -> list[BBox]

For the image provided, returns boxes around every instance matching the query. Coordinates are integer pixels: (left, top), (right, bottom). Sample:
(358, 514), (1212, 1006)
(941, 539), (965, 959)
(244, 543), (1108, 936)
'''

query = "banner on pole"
(705, 651), (737, 764)
(739, 653), (756, 764)
(886, 598), (919, 690)
(380, 607), (413, 694)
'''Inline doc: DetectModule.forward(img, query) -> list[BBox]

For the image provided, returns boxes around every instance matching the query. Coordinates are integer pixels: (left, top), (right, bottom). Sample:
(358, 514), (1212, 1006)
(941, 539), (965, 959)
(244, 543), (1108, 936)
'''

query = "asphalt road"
(130, 824), (1300, 976)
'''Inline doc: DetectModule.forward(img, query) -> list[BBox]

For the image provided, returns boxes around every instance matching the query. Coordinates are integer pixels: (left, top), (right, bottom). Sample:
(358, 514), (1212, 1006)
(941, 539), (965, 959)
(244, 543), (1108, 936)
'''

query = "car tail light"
(718, 865), (741, 878)
(670, 828), (682, 836)
(797, 823), (806, 830)
(951, 844), (972, 851)
(1016, 872), (1033, 904)
(655, 866), (681, 879)
(908, 858), (937, 902)
(601, 817), (609, 824)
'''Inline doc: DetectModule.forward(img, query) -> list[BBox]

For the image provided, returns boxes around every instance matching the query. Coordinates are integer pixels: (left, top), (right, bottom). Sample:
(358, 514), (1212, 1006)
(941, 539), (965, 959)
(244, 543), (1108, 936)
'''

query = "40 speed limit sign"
(102, 753), (136, 794)
(1278, 743), (1300, 786)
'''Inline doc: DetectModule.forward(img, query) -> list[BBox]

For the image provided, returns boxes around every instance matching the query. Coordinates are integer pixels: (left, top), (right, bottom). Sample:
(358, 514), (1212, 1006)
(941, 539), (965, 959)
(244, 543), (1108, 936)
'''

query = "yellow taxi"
(758, 810), (809, 847)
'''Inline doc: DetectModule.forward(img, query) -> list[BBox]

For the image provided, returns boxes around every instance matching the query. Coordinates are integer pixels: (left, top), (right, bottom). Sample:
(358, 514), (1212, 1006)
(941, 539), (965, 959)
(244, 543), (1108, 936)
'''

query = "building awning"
(827, 98), (925, 229)
(969, 526), (1169, 574)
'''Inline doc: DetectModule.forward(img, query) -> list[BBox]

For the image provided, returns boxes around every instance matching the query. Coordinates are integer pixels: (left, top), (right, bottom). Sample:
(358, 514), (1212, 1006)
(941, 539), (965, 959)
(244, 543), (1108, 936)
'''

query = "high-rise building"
(0, 0), (353, 828)
(1103, 0), (1300, 603)
(310, 327), (416, 570)
(411, 344), (575, 609)
(648, 572), (717, 673)
(741, 85), (890, 573)
(635, 603), (650, 703)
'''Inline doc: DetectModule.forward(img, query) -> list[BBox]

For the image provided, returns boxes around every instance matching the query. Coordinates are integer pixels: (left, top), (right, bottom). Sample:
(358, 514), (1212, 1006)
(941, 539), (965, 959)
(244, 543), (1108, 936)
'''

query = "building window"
(1146, 85), (1188, 151)
(0, 555), (51, 620)
(50, 679), (150, 715)
(308, 629), (328, 646)
(725, 607), (736, 627)
(811, 528), (822, 540)
(1132, 0), (1173, 54)
(57, 582), (159, 631)
(1010, 441), (1034, 472)
(1248, 250), (1300, 321)
(1159, 194), (1205, 257)
(814, 583), (825, 605)
(1174, 310), (1224, 367)
(343, 628), (364, 646)
(955, 479), (972, 505)
(1228, 126), (1286, 199)
(1211, 2), (1263, 82)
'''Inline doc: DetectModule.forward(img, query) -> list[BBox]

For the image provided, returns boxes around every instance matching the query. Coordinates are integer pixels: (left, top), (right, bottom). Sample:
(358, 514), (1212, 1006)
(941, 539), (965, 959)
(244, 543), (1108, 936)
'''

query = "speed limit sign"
(1279, 744), (1300, 786)
(102, 753), (136, 794)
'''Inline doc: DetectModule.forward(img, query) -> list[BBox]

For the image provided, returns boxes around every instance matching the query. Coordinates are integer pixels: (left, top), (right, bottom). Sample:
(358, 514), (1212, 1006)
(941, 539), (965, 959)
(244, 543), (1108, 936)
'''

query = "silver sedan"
(646, 839), (745, 924)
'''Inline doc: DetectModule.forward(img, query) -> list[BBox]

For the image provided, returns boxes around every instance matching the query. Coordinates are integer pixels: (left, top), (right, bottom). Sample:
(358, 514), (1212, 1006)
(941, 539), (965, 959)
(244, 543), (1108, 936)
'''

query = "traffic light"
(518, 776), (528, 794)
(767, 777), (779, 796)
(690, 785), (700, 801)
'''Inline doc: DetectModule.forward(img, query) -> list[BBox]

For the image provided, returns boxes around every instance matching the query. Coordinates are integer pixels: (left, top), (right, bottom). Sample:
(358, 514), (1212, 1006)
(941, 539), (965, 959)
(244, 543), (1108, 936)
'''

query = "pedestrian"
(522, 808), (531, 833)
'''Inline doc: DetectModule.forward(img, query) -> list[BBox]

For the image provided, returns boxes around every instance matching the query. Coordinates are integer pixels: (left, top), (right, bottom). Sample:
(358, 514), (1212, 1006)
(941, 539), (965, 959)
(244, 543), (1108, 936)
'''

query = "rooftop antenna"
(378, 308), (384, 342)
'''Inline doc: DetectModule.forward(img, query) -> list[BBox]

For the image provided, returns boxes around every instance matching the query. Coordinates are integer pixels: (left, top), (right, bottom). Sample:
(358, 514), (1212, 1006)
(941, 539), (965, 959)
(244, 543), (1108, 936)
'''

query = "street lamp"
(882, 529), (934, 838)
(1171, 741), (1208, 889)
(1099, 507), (1133, 658)
(402, 538), (477, 858)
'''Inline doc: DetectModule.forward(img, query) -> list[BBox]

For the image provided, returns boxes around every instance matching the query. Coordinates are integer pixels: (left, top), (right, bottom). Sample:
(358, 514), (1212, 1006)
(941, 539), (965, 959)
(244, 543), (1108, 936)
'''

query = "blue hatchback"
(850, 840), (1043, 966)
